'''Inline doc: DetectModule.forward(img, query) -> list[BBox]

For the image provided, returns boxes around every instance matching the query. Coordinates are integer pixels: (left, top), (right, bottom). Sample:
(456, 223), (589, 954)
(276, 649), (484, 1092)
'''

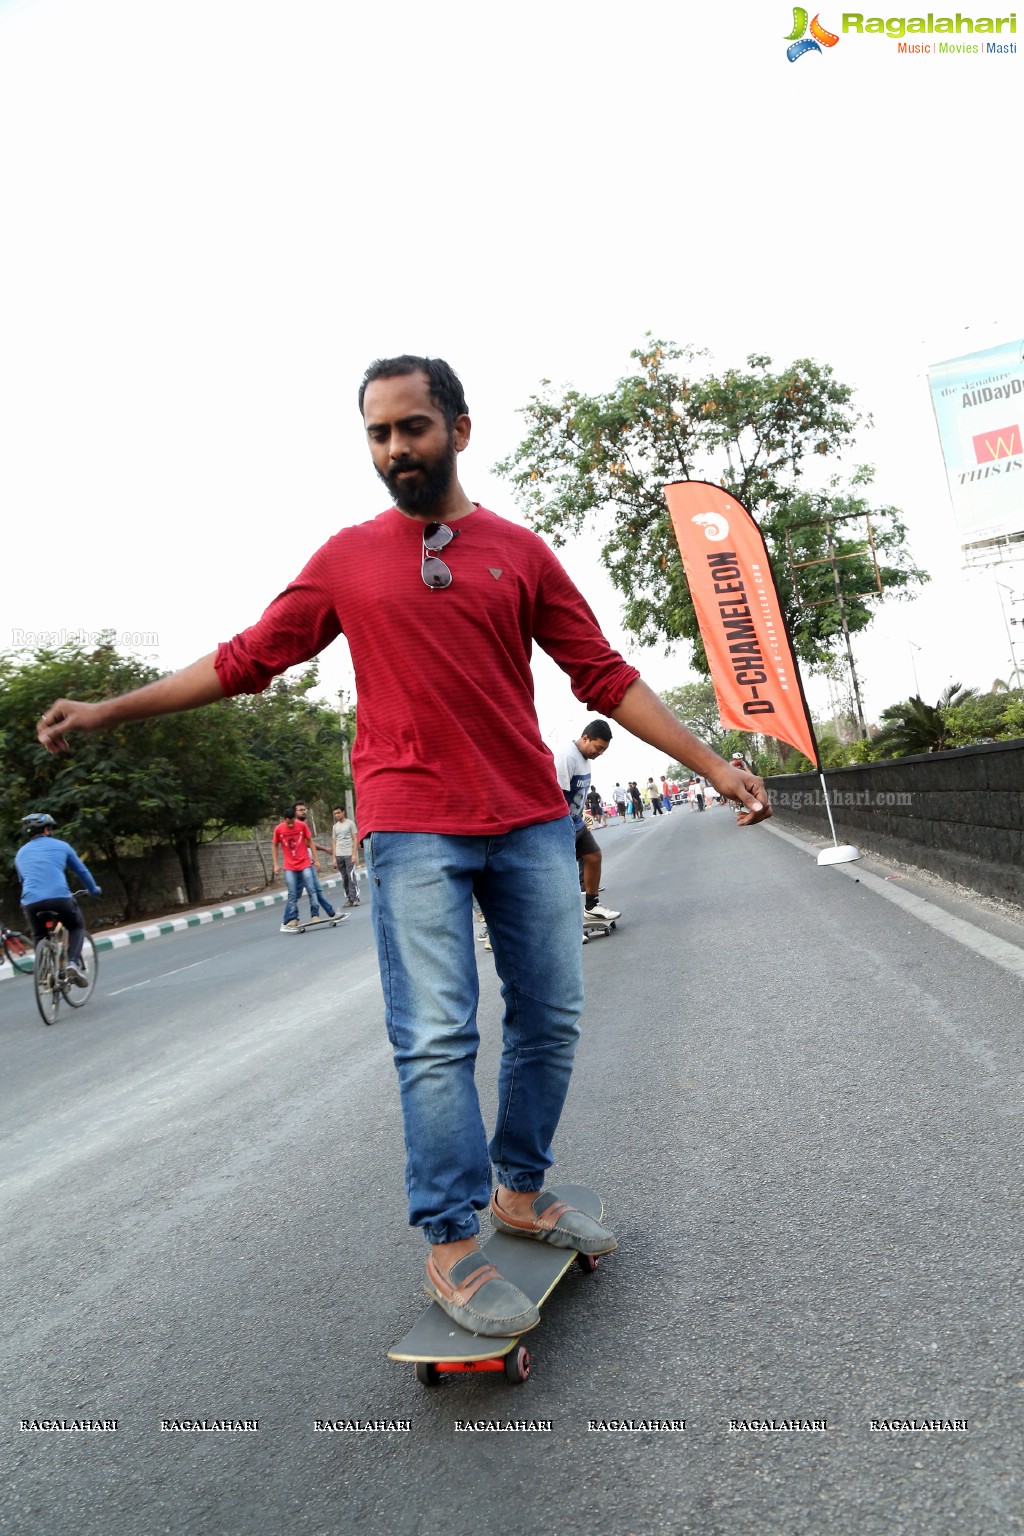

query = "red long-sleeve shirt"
(214, 505), (640, 836)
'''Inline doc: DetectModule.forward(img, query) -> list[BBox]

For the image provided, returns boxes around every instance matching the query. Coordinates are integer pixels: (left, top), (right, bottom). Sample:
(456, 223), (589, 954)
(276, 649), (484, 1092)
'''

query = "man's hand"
(37, 699), (112, 755)
(35, 653), (225, 755)
(706, 764), (772, 825)
(609, 680), (772, 826)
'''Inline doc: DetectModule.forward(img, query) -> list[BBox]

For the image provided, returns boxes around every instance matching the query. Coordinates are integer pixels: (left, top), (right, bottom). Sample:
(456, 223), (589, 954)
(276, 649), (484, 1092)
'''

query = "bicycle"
(31, 893), (98, 1025)
(1, 918), (36, 974)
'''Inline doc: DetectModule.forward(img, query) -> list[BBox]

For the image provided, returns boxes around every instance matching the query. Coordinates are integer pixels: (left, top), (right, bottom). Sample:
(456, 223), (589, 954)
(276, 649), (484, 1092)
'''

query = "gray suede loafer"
(490, 1191), (618, 1255)
(424, 1250), (540, 1338)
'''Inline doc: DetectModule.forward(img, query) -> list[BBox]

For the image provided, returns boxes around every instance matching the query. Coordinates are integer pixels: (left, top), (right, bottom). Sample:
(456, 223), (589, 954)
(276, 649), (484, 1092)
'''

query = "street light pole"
(994, 581), (1020, 685)
(908, 639), (921, 697)
(338, 692), (355, 823)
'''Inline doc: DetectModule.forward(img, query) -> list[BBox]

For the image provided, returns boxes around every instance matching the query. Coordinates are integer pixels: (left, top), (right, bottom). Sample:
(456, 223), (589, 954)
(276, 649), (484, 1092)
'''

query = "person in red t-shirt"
(35, 354), (771, 1337)
(293, 800), (339, 918)
(272, 806), (335, 930)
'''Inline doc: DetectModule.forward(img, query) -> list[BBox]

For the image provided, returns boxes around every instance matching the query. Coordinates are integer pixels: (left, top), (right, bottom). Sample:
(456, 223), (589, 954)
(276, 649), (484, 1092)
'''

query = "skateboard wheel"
(415, 1362), (441, 1387)
(503, 1346), (531, 1384)
(576, 1252), (599, 1274)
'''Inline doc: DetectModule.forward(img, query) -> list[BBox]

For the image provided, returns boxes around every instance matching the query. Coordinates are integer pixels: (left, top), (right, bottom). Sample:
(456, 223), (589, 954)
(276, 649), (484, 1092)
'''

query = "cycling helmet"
(21, 812), (56, 834)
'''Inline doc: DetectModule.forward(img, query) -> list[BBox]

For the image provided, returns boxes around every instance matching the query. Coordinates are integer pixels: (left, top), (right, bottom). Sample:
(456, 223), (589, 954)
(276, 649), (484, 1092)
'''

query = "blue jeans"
(283, 866), (334, 923)
(307, 867), (336, 917)
(364, 819), (584, 1245)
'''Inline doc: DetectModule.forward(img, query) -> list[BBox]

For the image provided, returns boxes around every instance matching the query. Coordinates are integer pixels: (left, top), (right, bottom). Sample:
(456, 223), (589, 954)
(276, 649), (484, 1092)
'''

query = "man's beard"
(379, 439), (455, 516)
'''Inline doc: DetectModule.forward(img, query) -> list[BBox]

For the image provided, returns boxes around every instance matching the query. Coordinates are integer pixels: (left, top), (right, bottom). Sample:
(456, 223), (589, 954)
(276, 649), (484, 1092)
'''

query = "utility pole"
(994, 581), (1021, 686)
(338, 692), (355, 823)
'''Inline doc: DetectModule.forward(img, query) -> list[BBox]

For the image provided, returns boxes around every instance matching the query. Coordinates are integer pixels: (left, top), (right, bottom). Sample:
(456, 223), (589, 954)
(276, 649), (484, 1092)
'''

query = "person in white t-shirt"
(331, 805), (361, 906)
(553, 720), (621, 932)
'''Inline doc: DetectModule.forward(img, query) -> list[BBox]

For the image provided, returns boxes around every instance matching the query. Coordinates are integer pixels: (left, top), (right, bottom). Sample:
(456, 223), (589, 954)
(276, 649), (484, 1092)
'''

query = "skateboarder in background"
(272, 806), (336, 930)
(293, 799), (340, 918)
(553, 720), (621, 938)
(35, 354), (770, 1337)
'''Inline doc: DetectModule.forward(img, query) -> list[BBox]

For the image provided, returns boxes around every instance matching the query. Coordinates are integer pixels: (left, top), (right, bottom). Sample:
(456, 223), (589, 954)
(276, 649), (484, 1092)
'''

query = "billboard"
(927, 339), (1024, 550)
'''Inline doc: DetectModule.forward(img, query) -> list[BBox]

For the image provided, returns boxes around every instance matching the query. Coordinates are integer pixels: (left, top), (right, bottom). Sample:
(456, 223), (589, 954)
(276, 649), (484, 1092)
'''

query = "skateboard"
(388, 1184), (606, 1386)
(582, 913), (617, 943)
(293, 914), (349, 934)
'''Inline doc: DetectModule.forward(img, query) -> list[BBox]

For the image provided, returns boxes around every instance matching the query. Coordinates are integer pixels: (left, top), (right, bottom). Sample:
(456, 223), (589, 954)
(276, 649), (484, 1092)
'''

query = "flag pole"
(816, 770), (860, 866)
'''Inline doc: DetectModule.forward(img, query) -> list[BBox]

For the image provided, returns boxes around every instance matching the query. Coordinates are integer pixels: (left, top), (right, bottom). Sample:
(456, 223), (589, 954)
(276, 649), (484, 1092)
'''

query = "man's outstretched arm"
(609, 679), (772, 826)
(37, 652), (225, 755)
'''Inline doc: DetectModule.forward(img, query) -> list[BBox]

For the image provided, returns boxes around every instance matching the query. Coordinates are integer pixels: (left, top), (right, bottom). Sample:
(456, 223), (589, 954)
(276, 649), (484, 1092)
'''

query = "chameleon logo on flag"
(785, 8), (840, 60)
(691, 512), (730, 542)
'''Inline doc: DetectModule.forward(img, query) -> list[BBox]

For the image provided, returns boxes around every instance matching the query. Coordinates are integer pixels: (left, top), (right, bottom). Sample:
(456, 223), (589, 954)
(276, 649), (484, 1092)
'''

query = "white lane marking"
(765, 822), (1024, 981)
(107, 956), (219, 996)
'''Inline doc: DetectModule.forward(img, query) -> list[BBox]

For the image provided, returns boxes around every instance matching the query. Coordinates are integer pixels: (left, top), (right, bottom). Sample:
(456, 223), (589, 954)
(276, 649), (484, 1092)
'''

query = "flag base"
(817, 843), (862, 866)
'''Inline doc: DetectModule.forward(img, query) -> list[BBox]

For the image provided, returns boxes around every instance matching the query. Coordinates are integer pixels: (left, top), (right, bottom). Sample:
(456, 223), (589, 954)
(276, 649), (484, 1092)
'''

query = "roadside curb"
(0, 878), (348, 980)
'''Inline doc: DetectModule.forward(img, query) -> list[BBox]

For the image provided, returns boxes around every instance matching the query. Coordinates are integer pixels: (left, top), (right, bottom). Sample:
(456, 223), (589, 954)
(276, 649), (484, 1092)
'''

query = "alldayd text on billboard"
(927, 340), (1024, 549)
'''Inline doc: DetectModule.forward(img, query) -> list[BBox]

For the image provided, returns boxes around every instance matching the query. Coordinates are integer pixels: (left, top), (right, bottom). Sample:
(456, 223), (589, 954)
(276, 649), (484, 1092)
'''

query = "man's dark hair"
(333, 805), (344, 814)
(358, 355), (468, 428)
(285, 804), (298, 819)
(581, 719), (612, 742)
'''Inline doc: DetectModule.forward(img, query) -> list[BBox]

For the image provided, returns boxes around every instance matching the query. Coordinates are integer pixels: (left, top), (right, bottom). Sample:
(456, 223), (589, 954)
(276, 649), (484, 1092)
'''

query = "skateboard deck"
(582, 914), (617, 942)
(388, 1184), (605, 1385)
(294, 914), (349, 934)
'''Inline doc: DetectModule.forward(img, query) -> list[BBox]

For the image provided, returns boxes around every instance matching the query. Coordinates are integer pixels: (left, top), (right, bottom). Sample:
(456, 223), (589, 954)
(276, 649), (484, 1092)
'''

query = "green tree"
(872, 684), (978, 757)
(495, 338), (928, 676)
(0, 641), (353, 913)
(0, 639), (181, 911)
(942, 688), (1024, 748)
(659, 681), (725, 752)
(237, 665), (351, 824)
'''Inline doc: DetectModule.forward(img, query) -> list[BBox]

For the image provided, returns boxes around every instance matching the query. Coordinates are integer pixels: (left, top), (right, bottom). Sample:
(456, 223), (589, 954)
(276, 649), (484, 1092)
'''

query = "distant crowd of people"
(582, 751), (754, 824)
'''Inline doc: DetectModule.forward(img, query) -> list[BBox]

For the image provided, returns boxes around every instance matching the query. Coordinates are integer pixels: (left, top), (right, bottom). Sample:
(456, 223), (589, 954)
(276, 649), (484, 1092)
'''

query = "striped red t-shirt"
(214, 505), (640, 837)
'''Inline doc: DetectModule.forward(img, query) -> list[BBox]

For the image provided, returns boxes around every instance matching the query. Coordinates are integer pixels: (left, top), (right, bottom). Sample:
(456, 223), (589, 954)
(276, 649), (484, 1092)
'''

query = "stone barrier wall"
(764, 739), (1024, 906)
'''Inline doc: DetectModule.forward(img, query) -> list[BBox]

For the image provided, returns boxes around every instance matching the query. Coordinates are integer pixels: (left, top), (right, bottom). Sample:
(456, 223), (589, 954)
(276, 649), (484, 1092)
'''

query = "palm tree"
(873, 683), (978, 756)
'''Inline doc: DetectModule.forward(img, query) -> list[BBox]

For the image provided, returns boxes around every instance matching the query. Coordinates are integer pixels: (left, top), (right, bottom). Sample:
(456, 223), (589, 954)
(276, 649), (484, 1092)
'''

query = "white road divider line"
(108, 957), (218, 996)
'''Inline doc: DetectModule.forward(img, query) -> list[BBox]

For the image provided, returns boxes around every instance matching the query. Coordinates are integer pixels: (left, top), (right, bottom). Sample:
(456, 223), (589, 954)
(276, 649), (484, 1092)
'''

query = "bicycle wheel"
(33, 941), (61, 1025)
(2, 930), (35, 974)
(64, 934), (98, 1008)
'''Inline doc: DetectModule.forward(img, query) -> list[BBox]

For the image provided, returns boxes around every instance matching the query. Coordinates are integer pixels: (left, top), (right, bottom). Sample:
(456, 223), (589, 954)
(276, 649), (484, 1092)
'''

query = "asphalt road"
(2, 811), (1022, 1536)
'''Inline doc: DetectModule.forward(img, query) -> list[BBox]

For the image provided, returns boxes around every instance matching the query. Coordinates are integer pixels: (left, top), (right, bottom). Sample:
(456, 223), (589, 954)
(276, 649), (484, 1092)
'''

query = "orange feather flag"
(664, 480), (819, 767)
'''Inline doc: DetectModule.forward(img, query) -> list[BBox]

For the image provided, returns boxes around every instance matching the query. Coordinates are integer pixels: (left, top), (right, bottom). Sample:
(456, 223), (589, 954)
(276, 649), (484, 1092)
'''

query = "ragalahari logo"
(786, 7), (840, 59)
(973, 424), (1022, 463)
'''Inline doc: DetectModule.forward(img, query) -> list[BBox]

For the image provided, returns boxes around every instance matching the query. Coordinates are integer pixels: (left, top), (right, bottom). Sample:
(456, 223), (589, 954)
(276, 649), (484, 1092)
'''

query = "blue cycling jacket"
(14, 837), (100, 906)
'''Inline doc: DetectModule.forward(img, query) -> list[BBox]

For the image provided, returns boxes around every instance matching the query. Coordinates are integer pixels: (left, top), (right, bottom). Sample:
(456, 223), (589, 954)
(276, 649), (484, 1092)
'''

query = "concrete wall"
(764, 740), (1024, 905)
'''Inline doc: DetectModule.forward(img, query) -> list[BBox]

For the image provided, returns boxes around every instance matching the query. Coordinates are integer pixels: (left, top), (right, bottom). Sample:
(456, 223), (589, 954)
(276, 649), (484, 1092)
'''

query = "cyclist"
(15, 814), (101, 985)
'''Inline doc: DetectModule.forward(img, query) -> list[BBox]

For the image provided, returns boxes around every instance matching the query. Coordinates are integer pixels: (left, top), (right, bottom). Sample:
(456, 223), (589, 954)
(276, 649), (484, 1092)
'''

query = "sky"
(2, 0), (1023, 793)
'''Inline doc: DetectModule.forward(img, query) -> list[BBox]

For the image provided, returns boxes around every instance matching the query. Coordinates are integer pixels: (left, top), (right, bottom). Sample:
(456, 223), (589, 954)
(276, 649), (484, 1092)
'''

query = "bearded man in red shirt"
(37, 355), (771, 1336)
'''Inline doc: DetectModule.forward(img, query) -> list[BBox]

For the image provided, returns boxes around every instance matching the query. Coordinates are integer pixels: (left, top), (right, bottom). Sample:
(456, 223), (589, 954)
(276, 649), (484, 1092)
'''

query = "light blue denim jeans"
(364, 819), (584, 1244)
(283, 866), (322, 923)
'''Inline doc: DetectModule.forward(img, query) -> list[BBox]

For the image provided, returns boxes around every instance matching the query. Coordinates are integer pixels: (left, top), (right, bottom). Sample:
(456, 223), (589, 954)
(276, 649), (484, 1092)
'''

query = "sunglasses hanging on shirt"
(421, 522), (458, 589)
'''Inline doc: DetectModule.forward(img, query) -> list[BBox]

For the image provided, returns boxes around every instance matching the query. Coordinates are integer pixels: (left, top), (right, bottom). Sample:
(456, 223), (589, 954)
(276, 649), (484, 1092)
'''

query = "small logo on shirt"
(488, 568), (503, 580)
